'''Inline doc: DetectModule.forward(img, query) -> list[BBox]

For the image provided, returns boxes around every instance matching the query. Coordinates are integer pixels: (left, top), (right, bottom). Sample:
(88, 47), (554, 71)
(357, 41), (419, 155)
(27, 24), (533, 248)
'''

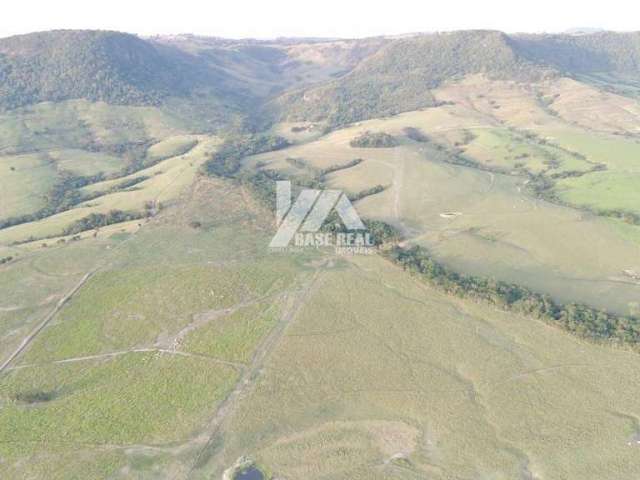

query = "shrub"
(350, 131), (399, 148)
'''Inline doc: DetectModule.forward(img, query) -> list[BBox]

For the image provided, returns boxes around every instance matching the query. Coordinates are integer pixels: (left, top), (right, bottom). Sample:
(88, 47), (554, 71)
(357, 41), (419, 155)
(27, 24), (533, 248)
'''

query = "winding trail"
(367, 156), (413, 238)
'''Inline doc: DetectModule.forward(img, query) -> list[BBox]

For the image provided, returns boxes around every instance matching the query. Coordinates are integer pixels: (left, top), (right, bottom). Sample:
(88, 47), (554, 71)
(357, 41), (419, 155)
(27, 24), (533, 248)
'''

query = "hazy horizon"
(2, 0), (635, 40)
(2, 27), (637, 43)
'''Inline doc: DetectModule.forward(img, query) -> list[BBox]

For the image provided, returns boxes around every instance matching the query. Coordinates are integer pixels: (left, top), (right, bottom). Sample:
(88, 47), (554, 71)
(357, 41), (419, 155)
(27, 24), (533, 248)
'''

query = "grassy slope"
(0, 99), (193, 229)
(0, 176), (317, 478)
(6, 172), (640, 479)
(245, 101), (640, 316)
(0, 105), (214, 245)
(201, 253), (640, 480)
(0, 152), (58, 218)
(434, 75), (640, 215)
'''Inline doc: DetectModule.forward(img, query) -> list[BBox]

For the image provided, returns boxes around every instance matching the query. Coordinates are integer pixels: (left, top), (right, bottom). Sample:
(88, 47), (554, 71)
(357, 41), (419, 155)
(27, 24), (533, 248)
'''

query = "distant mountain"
(563, 28), (606, 35)
(2, 29), (640, 128)
(0, 29), (386, 126)
(153, 34), (387, 97)
(513, 32), (640, 74)
(269, 30), (554, 126)
(269, 30), (640, 127)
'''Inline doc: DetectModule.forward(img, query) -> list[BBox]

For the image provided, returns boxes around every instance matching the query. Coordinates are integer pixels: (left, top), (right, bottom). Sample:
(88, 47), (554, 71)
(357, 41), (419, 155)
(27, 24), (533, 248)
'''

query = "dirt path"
(367, 156), (413, 239)
(5, 348), (246, 371)
(393, 154), (404, 221)
(165, 292), (282, 352)
(0, 268), (98, 374)
(186, 267), (324, 478)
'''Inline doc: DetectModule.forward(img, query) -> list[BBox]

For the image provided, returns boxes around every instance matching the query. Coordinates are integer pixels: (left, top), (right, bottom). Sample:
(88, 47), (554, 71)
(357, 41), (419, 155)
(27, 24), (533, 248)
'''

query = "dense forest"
(513, 32), (640, 74)
(202, 134), (290, 177)
(0, 30), (249, 111)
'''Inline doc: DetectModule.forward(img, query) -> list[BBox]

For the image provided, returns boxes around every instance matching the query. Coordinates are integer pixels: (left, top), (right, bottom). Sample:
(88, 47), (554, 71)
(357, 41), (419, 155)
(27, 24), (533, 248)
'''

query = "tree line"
(202, 134), (290, 178)
(63, 210), (148, 235)
(387, 245), (640, 347)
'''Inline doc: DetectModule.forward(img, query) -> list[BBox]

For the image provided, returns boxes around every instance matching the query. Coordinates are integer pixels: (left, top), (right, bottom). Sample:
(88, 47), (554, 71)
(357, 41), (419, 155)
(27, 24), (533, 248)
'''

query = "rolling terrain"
(1, 28), (640, 480)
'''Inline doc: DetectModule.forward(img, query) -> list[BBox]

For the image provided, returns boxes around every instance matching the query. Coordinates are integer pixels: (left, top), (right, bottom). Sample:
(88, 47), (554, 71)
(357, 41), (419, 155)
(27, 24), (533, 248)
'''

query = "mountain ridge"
(2, 29), (640, 125)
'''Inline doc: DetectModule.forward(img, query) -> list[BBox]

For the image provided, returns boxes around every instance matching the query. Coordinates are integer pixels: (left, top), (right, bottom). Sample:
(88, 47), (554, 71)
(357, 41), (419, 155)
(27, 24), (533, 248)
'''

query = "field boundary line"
(6, 348), (246, 371)
(0, 268), (98, 374)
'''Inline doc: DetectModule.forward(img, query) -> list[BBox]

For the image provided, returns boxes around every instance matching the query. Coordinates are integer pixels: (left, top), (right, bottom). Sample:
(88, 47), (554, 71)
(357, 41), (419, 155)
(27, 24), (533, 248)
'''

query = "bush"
(403, 127), (430, 143)
(14, 390), (56, 404)
(321, 158), (363, 176)
(350, 131), (399, 148)
(348, 184), (387, 202)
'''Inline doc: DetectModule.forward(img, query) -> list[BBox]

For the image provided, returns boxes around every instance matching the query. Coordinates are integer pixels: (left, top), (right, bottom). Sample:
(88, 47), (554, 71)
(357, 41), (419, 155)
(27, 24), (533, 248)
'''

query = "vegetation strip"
(386, 245), (640, 348)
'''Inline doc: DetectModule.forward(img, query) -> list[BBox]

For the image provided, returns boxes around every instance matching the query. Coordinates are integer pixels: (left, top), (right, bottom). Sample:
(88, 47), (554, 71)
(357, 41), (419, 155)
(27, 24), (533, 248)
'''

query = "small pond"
(234, 466), (264, 480)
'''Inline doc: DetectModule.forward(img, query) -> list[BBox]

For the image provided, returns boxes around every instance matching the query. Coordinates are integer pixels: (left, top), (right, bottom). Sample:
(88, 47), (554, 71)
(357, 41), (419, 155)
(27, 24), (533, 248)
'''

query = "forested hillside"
(4, 30), (640, 124)
(269, 30), (640, 127)
(513, 31), (640, 73)
(0, 30), (386, 116)
(270, 30), (555, 126)
(0, 30), (241, 109)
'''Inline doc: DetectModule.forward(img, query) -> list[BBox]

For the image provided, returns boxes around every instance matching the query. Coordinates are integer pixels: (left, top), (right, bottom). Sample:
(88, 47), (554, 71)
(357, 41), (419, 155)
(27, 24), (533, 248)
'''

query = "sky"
(2, 0), (637, 39)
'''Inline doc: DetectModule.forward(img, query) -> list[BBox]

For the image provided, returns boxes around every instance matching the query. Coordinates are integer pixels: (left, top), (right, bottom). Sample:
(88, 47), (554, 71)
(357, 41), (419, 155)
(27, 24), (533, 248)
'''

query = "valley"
(1, 28), (640, 479)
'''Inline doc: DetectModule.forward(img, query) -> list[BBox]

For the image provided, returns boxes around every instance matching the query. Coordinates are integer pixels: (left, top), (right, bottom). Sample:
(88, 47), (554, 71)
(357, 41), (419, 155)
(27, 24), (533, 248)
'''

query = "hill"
(513, 31), (640, 74)
(270, 30), (640, 127)
(5, 30), (640, 124)
(0, 30), (250, 111)
(153, 34), (388, 99)
(0, 30), (388, 115)
(269, 30), (554, 126)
